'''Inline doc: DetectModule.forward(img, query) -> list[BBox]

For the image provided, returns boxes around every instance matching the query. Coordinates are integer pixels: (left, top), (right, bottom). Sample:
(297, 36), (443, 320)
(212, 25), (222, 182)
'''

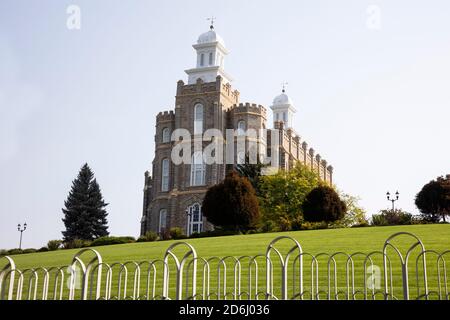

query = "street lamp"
(386, 191), (399, 210)
(17, 222), (27, 250)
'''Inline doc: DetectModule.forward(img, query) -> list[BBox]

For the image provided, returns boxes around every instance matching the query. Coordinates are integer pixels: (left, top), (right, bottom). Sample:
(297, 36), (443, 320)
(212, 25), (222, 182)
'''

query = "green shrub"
(47, 240), (62, 251)
(89, 236), (135, 247)
(160, 229), (172, 241)
(22, 248), (37, 254)
(371, 214), (387, 226)
(137, 231), (159, 242)
(169, 228), (187, 240)
(37, 247), (49, 252)
(371, 209), (412, 226)
(299, 221), (328, 230)
(0, 249), (7, 257)
(63, 238), (88, 249)
(6, 248), (23, 255)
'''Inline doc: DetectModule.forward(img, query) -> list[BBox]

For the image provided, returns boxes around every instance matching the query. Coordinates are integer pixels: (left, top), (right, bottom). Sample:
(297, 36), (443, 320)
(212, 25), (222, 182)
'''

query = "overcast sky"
(1, 0), (449, 249)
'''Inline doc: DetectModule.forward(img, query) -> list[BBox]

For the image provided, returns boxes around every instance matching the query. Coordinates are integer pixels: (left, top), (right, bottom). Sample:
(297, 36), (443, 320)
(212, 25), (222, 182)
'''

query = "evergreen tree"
(62, 164), (109, 241)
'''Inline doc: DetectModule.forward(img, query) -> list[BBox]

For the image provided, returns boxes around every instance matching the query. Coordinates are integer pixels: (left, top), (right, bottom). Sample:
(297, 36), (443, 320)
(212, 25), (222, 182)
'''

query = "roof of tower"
(272, 92), (293, 107)
(271, 89), (296, 113)
(197, 26), (226, 47)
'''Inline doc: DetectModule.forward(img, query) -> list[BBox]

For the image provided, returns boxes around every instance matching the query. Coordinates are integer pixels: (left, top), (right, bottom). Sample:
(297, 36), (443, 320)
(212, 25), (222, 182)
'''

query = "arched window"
(209, 52), (213, 65)
(161, 158), (169, 192)
(194, 104), (203, 134)
(190, 151), (205, 186)
(187, 203), (203, 236)
(159, 209), (167, 233)
(237, 120), (246, 136)
(162, 127), (170, 143)
(200, 53), (204, 66)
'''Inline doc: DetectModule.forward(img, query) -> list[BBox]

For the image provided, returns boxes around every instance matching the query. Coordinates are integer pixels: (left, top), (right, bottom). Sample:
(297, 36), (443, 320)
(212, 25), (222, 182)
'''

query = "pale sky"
(1, 0), (449, 249)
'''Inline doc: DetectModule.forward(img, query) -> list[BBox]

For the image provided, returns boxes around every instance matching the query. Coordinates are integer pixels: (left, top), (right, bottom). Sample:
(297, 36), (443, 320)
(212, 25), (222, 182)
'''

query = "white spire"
(185, 22), (232, 84)
(270, 86), (296, 128)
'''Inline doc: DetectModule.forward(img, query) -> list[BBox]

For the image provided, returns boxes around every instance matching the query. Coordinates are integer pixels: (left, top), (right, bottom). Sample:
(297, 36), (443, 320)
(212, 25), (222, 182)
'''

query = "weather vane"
(207, 16), (216, 29)
(281, 81), (288, 93)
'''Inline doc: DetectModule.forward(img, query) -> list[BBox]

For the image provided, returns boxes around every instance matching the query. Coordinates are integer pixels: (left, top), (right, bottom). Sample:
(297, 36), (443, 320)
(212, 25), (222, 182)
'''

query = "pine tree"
(62, 164), (109, 241)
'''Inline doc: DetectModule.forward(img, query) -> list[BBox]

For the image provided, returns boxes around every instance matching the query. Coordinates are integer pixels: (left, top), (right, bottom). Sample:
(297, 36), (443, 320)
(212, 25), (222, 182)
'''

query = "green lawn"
(2, 224), (450, 300)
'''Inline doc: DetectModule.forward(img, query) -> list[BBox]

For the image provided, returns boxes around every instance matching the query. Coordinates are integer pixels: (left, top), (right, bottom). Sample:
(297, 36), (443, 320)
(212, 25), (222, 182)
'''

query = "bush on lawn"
(169, 227), (187, 240)
(371, 209), (413, 226)
(47, 240), (62, 251)
(137, 231), (159, 242)
(63, 239), (90, 249)
(89, 236), (135, 247)
(6, 248), (23, 255)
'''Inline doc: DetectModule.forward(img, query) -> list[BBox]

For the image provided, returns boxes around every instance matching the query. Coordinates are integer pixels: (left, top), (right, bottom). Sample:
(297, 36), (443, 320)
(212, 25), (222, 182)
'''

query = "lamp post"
(17, 222), (27, 250)
(386, 191), (399, 210)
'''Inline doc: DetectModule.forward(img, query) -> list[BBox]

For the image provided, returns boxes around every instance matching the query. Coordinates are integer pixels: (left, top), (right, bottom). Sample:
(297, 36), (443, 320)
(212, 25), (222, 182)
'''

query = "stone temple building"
(140, 24), (334, 236)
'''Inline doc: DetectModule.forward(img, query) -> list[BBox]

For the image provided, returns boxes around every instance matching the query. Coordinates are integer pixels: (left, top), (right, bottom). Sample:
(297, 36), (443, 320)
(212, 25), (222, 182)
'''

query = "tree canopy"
(203, 171), (260, 232)
(258, 163), (321, 231)
(302, 186), (347, 223)
(415, 175), (450, 222)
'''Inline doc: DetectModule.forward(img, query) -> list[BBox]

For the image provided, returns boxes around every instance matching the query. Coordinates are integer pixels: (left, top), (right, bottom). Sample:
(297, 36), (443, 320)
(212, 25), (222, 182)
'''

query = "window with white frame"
(159, 209), (167, 233)
(187, 203), (203, 236)
(161, 158), (169, 192)
(237, 120), (246, 136)
(162, 127), (170, 143)
(194, 103), (203, 134)
(190, 151), (205, 186)
(209, 52), (213, 65)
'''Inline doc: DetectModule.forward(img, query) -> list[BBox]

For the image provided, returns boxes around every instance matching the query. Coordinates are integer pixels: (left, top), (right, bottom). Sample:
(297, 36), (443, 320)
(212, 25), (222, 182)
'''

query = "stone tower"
(141, 24), (333, 237)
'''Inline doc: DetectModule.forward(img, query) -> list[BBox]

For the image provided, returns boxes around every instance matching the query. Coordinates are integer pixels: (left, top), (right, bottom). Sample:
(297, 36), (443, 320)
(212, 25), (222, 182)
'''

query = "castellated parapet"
(156, 110), (175, 123)
(176, 76), (240, 105)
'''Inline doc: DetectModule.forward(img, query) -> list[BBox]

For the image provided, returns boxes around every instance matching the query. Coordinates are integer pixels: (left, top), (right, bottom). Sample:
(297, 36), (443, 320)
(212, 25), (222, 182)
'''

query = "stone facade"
(140, 76), (333, 236)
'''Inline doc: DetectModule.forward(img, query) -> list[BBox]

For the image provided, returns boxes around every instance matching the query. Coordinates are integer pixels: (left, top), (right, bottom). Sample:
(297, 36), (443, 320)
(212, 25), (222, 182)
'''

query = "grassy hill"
(2, 224), (449, 300)
(5, 224), (449, 269)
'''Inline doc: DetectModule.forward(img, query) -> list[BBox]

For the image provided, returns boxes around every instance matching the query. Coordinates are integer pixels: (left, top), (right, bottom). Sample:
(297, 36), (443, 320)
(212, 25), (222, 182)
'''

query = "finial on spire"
(281, 81), (288, 93)
(207, 16), (216, 29)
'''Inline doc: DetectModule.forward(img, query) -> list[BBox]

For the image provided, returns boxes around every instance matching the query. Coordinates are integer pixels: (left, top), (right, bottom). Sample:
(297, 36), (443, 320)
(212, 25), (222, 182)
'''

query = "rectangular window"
(209, 52), (213, 65)
(194, 104), (203, 135)
(159, 209), (167, 233)
(161, 159), (169, 192)
(200, 53), (204, 66)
